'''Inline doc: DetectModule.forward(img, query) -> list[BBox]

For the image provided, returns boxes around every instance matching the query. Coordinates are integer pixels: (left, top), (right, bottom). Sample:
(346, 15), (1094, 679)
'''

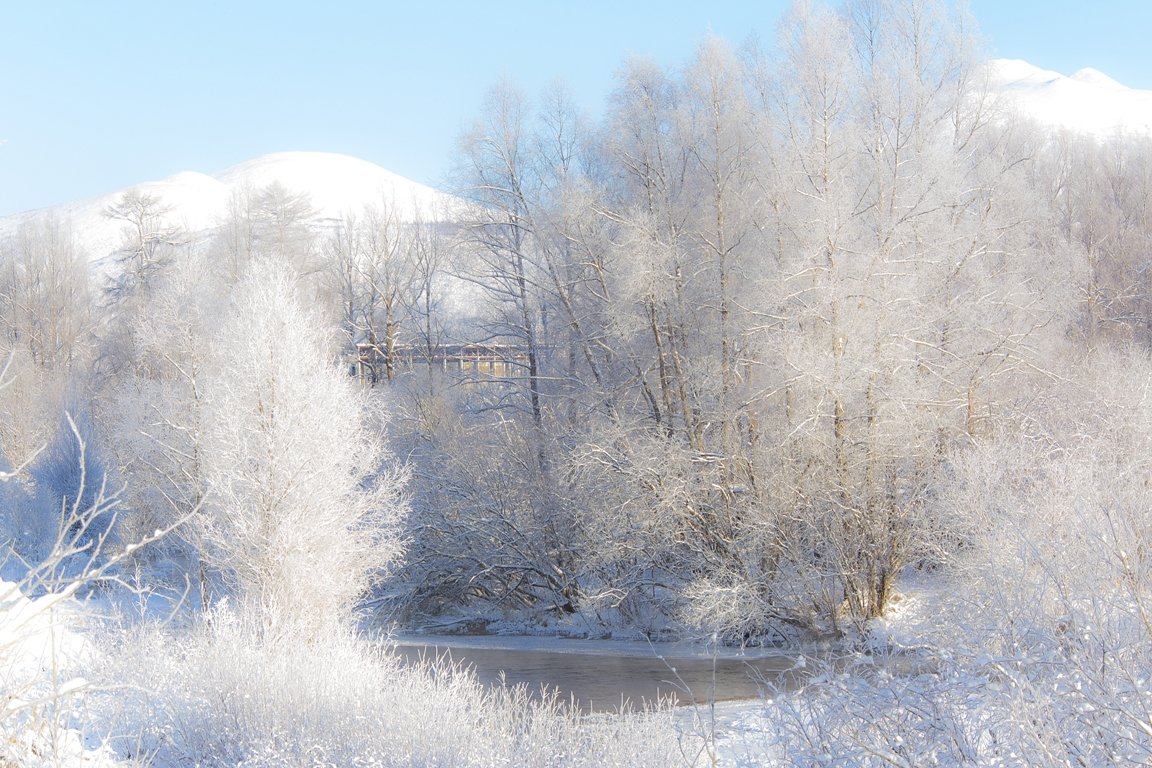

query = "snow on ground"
(0, 579), (125, 767)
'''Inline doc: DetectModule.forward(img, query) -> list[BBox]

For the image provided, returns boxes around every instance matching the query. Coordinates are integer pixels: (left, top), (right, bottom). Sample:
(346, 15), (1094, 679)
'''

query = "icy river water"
(391, 635), (801, 713)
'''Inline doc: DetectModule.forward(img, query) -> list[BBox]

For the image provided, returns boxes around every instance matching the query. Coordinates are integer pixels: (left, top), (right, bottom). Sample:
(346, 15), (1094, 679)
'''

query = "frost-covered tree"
(0, 215), (94, 470)
(210, 182), (318, 282)
(103, 189), (185, 303)
(455, 80), (550, 437)
(198, 260), (406, 640)
(100, 249), (228, 596)
(323, 199), (417, 383)
(251, 182), (319, 275)
(403, 212), (452, 392)
(0, 214), (92, 373)
(708, 0), (1063, 629)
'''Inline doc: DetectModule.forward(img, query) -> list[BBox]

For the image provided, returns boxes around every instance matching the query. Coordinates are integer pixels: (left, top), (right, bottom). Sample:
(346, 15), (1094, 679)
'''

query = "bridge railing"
(352, 342), (533, 383)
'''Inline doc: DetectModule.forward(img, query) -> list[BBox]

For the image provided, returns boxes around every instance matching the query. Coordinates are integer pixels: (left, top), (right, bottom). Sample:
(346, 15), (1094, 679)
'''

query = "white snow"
(0, 151), (463, 264)
(1070, 67), (1126, 90)
(215, 151), (455, 223)
(986, 58), (1152, 137)
(0, 579), (123, 767)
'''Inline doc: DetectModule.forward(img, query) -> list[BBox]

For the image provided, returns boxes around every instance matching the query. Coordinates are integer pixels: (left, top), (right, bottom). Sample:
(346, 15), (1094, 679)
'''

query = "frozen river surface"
(391, 634), (800, 712)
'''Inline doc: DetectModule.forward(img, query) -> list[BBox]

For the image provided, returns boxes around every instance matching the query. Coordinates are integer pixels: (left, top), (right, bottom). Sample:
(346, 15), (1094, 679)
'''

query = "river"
(390, 634), (802, 713)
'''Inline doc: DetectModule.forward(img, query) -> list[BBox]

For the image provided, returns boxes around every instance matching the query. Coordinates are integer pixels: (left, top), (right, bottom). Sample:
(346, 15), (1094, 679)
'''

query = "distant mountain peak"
(986, 58), (1152, 138)
(1070, 67), (1125, 90)
(0, 152), (462, 264)
(211, 151), (457, 222)
(990, 59), (1063, 88)
(211, 151), (449, 221)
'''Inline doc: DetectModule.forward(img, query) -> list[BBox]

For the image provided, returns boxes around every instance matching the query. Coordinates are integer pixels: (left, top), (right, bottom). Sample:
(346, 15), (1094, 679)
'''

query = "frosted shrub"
(94, 620), (686, 767)
(29, 410), (107, 531)
(681, 576), (777, 647)
(0, 424), (174, 766)
(19, 411), (115, 571)
(756, 628), (1152, 766)
(0, 579), (97, 766)
(933, 432), (1152, 765)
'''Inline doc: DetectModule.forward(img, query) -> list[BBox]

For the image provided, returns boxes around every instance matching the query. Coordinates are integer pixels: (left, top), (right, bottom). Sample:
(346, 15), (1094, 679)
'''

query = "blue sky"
(1, 1), (1149, 218)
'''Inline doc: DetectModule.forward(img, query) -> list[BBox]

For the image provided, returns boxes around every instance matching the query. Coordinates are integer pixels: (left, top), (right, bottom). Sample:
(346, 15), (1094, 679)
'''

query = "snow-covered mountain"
(0, 151), (462, 262)
(986, 59), (1152, 137)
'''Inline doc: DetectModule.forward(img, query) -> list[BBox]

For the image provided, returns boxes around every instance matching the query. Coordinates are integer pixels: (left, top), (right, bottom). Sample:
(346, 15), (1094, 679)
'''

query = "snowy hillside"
(0, 151), (462, 263)
(986, 58), (1152, 137)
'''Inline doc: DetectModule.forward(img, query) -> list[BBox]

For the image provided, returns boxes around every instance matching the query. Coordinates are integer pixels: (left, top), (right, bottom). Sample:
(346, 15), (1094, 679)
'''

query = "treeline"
(2, 0), (1151, 645)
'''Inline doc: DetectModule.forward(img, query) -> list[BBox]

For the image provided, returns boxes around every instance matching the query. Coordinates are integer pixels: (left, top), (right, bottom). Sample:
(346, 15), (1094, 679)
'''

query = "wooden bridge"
(354, 341), (530, 383)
